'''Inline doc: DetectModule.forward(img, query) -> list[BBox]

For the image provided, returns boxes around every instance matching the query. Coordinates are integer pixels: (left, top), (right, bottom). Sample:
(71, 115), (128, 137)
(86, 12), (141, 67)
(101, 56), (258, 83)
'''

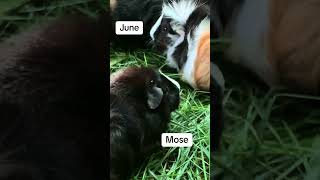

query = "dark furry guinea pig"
(214, 0), (320, 95)
(0, 14), (109, 180)
(149, 0), (211, 91)
(110, 67), (180, 180)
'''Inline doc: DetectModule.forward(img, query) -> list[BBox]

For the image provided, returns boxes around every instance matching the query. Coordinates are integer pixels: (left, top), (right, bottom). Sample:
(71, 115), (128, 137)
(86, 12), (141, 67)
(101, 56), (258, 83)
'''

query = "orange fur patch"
(194, 32), (210, 91)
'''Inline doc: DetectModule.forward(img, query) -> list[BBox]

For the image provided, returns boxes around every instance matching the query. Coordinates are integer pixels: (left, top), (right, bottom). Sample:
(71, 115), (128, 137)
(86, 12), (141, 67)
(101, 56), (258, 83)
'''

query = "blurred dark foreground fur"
(0, 14), (109, 180)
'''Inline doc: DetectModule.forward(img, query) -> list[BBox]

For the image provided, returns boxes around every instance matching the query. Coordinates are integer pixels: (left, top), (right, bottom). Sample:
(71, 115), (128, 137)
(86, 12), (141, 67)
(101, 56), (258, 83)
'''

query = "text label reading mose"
(116, 21), (143, 35)
(161, 133), (193, 147)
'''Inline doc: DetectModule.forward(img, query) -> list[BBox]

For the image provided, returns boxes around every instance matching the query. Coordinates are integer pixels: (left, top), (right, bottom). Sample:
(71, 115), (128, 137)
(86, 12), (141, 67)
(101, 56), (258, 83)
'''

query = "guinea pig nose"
(159, 70), (180, 90)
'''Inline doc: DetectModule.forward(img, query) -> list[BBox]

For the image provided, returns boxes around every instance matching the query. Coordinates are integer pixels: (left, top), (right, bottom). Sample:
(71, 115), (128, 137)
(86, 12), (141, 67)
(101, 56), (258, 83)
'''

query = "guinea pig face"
(149, 0), (198, 53)
(144, 69), (180, 111)
(149, 0), (212, 91)
(150, 17), (179, 52)
(110, 67), (180, 111)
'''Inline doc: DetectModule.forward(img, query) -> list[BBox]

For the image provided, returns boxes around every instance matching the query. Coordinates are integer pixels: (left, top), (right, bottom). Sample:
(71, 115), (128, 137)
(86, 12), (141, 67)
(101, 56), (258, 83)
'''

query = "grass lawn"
(110, 49), (210, 179)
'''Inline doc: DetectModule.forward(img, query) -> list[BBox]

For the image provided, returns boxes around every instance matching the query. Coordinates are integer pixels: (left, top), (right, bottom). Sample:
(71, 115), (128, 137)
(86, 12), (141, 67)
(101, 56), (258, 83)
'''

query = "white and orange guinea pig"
(215, 0), (320, 95)
(150, 0), (211, 91)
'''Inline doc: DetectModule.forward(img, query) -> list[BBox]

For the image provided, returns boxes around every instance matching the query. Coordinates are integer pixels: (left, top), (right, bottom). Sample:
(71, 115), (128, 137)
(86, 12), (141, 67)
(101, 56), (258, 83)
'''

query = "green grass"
(110, 49), (210, 180)
(0, 0), (106, 41)
(213, 41), (320, 180)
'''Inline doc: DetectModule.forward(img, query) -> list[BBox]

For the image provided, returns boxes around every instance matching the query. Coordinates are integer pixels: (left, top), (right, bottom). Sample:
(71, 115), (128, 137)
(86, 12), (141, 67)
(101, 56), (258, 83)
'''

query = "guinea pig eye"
(162, 23), (169, 31)
(149, 80), (155, 85)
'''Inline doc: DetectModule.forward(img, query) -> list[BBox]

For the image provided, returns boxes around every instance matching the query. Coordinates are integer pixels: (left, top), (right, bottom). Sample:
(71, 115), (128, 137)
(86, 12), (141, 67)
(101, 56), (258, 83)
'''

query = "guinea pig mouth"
(152, 40), (168, 53)
(170, 94), (180, 111)
(164, 86), (180, 111)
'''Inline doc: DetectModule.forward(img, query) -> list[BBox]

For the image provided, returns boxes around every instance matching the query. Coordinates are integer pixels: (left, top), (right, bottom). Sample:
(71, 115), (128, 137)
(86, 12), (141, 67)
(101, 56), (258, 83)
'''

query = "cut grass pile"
(110, 49), (210, 179)
(213, 41), (320, 180)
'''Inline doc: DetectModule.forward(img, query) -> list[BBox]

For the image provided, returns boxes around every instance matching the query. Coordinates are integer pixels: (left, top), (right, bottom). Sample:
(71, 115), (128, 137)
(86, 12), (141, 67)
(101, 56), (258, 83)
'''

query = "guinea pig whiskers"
(159, 69), (181, 90)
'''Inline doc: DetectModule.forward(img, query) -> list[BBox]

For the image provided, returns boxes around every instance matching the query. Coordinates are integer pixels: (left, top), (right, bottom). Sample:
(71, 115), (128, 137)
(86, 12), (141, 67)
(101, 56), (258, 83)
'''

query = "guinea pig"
(110, 67), (180, 180)
(150, 0), (211, 91)
(214, 0), (320, 95)
(0, 14), (109, 180)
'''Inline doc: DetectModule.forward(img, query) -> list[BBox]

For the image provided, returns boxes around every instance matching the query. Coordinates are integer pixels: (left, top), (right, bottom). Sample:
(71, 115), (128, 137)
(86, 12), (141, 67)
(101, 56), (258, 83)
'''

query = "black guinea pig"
(110, 67), (180, 180)
(0, 14), (109, 180)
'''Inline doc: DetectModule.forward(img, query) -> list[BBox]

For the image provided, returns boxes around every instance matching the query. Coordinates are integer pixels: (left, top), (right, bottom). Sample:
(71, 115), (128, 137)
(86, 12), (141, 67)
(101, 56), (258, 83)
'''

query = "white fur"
(228, 0), (277, 86)
(150, 0), (199, 42)
(181, 17), (210, 88)
(159, 69), (181, 90)
(193, 17), (210, 41)
(150, 14), (163, 40)
(165, 17), (186, 69)
(162, 0), (199, 25)
(181, 32), (197, 88)
(166, 30), (185, 69)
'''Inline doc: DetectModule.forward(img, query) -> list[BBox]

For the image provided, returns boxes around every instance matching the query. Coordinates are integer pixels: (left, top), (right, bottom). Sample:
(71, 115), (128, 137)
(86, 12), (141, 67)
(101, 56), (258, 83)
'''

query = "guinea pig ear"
(147, 86), (163, 109)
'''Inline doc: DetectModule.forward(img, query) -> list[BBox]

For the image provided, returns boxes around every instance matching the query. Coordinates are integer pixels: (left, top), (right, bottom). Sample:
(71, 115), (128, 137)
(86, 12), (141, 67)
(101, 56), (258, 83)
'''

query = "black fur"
(0, 14), (109, 180)
(172, 40), (189, 70)
(210, 75), (224, 180)
(210, 1), (222, 37)
(211, 0), (244, 35)
(211, 77), (223, 151)
(166, 4), (209, 69)
(185, 4), (210, 37)
(152, 17), (179, 53)
(110, 67), (179, 180)
(210, 0), (246, 151)
(111, 0), (163, 49)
